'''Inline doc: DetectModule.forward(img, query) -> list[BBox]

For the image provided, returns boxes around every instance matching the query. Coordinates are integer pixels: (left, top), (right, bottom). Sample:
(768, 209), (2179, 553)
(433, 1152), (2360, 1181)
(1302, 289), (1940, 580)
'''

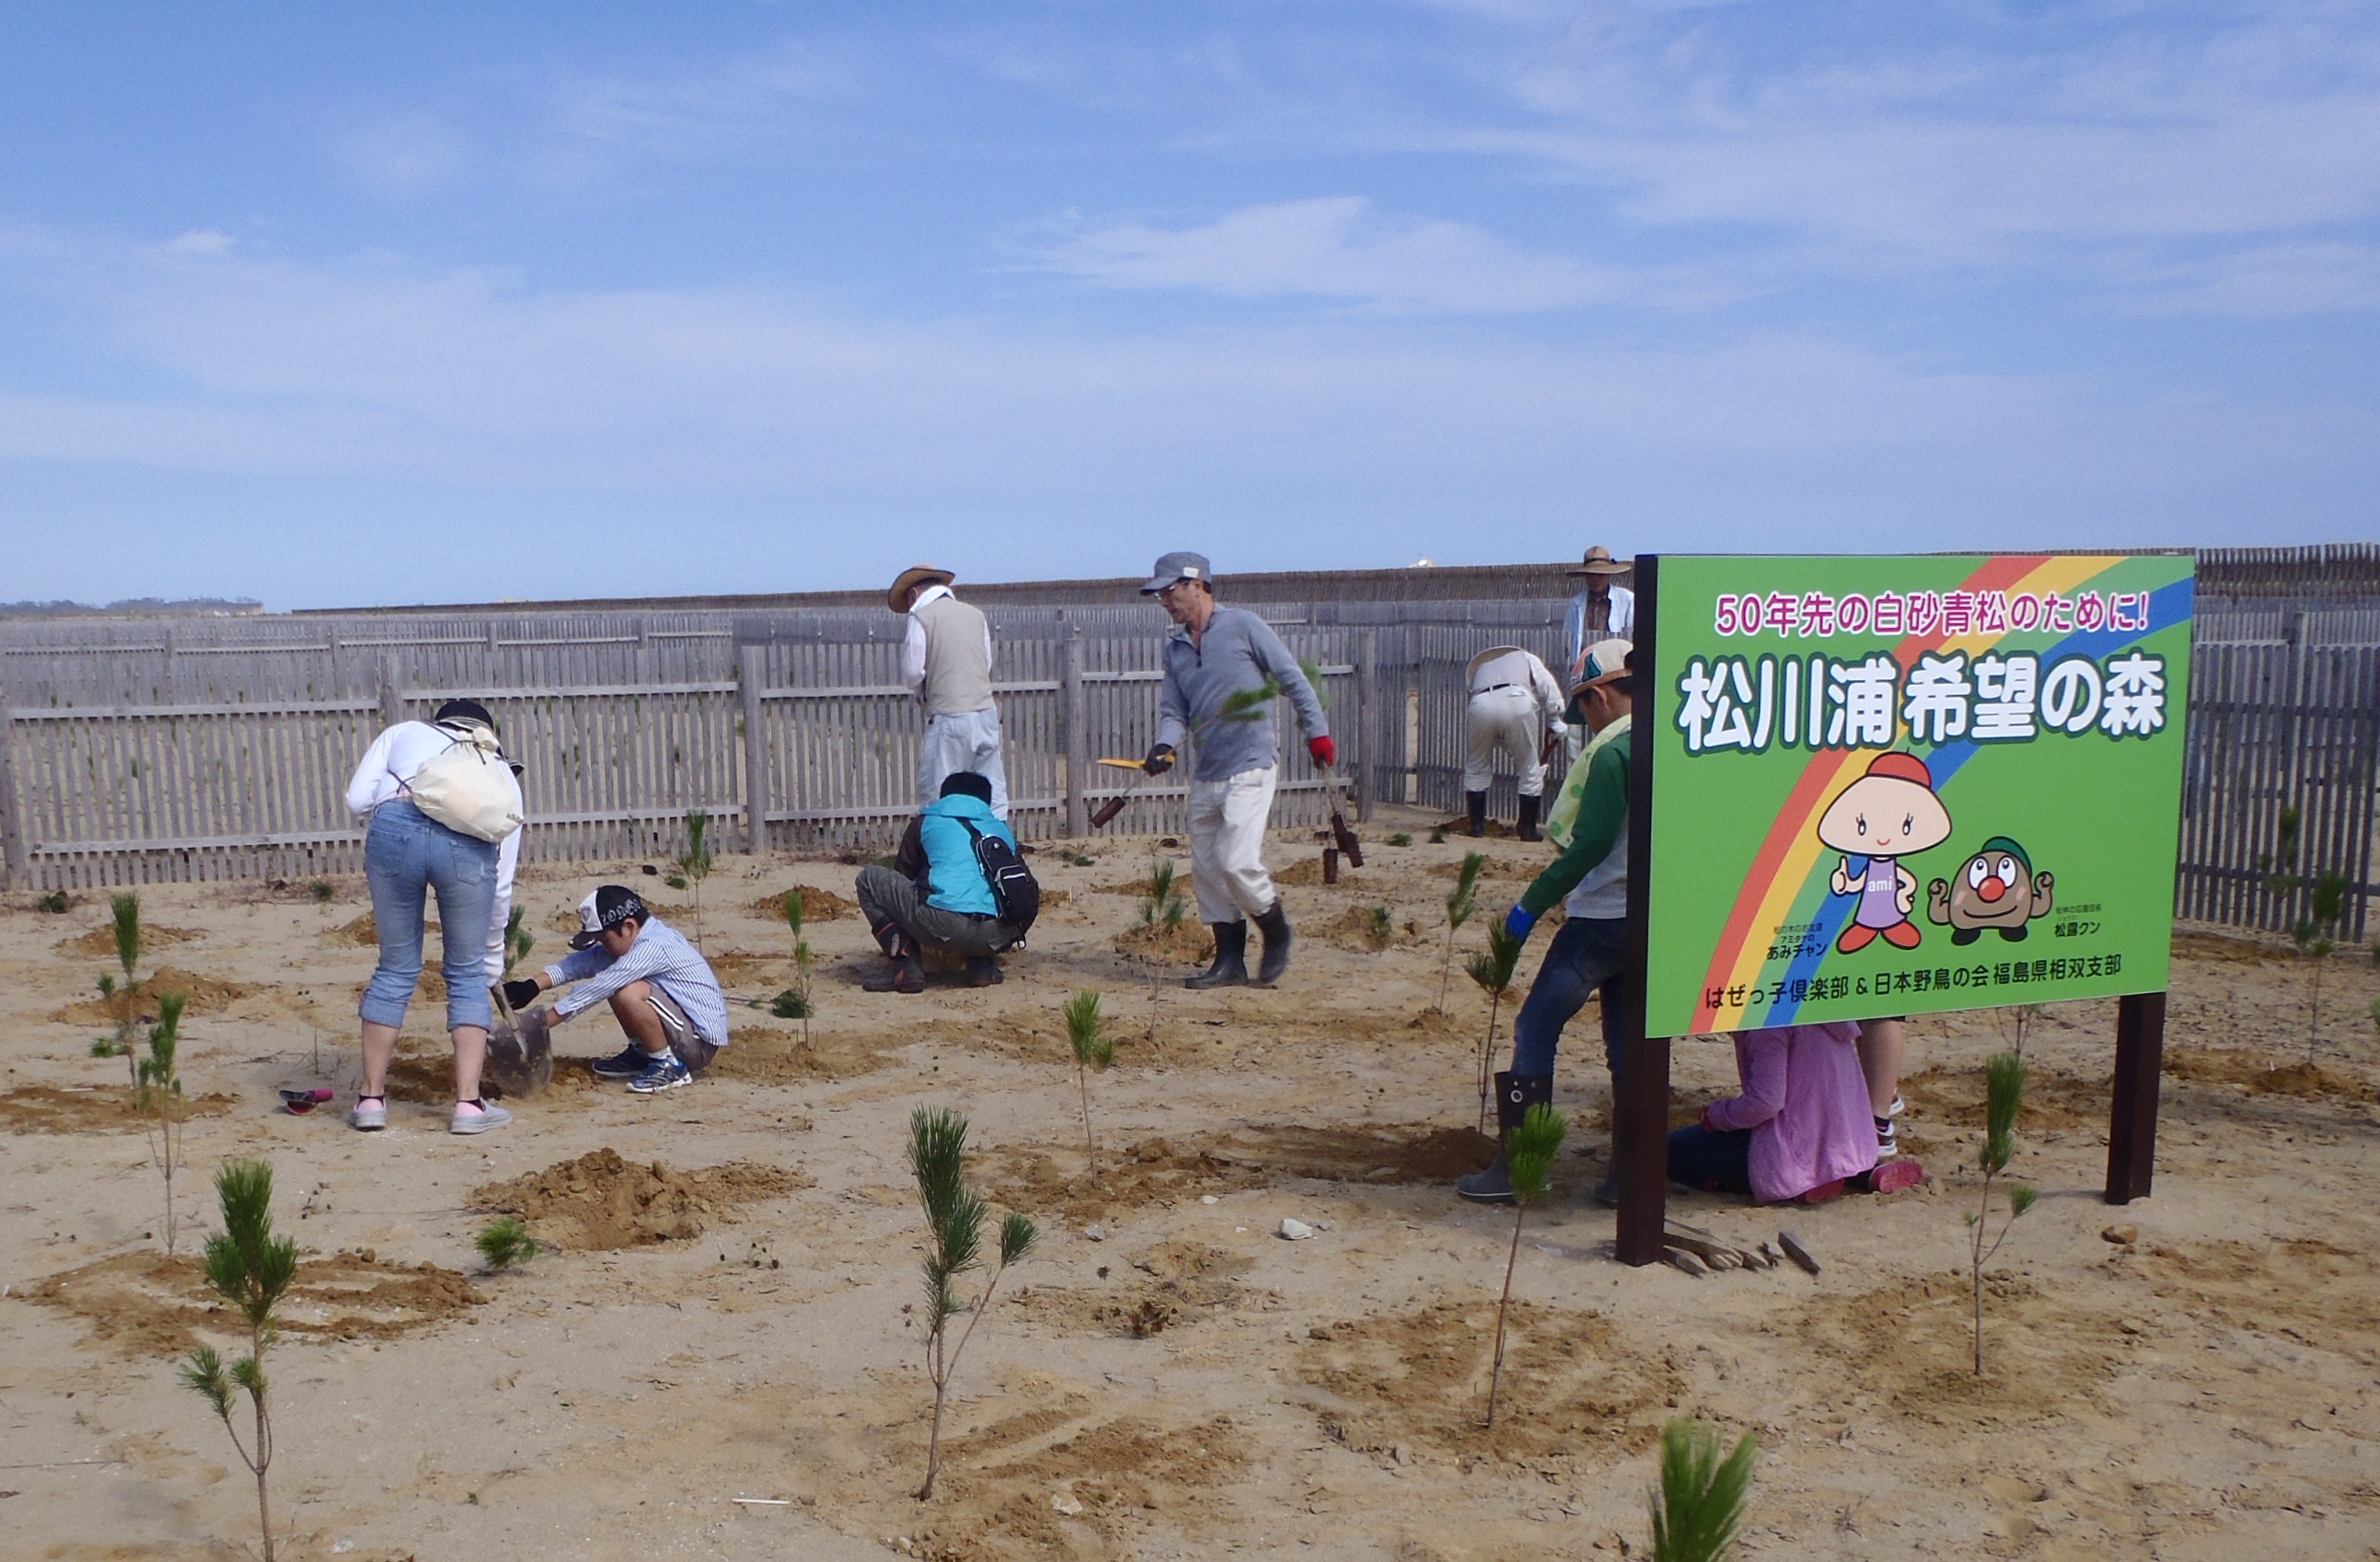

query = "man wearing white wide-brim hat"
(1462, 644), (1566, 841)
(1562, 545), (1635, 682)
(891, 564), (1009, 823)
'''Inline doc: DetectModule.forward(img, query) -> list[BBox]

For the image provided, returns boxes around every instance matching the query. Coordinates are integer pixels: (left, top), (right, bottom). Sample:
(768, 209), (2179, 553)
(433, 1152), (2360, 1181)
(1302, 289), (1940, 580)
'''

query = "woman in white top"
(341, 699), (524, 1136)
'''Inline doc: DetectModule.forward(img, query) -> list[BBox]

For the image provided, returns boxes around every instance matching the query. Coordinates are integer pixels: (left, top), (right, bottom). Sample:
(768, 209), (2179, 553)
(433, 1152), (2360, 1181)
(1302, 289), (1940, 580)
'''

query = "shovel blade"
(1089, 796), (1128, 828)
(484, 1006), (554, 1098)
(1330, 811), (1364, 868)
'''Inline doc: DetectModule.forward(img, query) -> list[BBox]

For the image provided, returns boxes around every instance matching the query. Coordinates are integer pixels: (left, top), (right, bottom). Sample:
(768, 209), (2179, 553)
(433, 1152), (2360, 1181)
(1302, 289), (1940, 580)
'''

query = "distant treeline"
(0, 596), (264, 619)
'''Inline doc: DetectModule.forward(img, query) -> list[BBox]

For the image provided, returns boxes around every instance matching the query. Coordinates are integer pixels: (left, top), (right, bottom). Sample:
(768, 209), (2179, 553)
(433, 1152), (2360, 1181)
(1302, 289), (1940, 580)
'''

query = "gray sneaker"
(349, 1095), (387, 1131)
(450, 1101), (513, 1135)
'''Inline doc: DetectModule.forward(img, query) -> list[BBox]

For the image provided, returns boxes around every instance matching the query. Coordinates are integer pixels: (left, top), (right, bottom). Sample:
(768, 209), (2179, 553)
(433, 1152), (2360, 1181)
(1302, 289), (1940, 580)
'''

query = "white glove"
(1548, 719), (1569, 739)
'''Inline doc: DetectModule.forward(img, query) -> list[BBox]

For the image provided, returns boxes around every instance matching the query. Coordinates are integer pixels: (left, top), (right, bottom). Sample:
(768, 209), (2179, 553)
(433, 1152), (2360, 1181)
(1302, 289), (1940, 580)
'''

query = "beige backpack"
(404, 722), (525, 843)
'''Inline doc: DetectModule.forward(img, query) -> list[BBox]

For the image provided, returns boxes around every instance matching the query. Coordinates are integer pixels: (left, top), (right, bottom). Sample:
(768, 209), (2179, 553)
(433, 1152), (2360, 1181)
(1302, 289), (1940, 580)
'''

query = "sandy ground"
(3, 803), (2378, 1562)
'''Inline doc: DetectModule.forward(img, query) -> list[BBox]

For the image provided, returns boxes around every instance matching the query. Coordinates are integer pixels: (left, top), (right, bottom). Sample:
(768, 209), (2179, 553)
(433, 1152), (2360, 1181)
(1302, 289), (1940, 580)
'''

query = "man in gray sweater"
(893, 563), (1009, 822)
(1139, 551), (1333, 989)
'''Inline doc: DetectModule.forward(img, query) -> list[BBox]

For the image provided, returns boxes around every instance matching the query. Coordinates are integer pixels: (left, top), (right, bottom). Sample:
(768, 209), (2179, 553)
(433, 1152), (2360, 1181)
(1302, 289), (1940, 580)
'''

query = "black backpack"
(956, 817), (1040, 936)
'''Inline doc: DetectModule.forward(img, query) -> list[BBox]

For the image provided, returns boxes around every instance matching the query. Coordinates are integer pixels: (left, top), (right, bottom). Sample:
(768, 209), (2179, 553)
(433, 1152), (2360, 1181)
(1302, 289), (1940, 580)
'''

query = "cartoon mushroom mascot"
(1818, 751), (1954, 954)
(1927, 836), (2055, 944)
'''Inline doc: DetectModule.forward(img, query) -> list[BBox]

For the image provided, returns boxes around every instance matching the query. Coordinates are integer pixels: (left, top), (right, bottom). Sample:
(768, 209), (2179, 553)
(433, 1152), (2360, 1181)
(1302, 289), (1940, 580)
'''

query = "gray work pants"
(855, 864), (1018, 956)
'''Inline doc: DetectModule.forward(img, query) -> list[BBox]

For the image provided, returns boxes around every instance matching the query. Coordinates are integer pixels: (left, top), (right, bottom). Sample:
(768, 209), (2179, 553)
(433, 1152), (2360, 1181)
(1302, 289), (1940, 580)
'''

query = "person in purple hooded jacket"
(1666, 1022), (1926, 1204)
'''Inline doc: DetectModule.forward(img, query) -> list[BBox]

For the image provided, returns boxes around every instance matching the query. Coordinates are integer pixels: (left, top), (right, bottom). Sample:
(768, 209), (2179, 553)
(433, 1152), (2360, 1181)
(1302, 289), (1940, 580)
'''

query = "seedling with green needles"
(1141, 858), (1189, 931)
(770, 890), (816, 1043)
(476, 1216), (540, 1272)
(501, 905), (536, 979)
(91, 893), (144, 1084)
(1649, 1417), (1759, 1562)
(673, 810), (715, 951)
(1064, 991), (1115, 1179)
(910, 1106), (1038, 1500)
(1466, 920), (1525, 1135)
(1437, 851), (1485, 1012)
(1484, 1103), (1565, 1428)
(2296, 870), (2351, 1064)
(1967, 1050), (2037, 1375)
(180, 1160), (298, 1562)
(139, 991), (189, 1254)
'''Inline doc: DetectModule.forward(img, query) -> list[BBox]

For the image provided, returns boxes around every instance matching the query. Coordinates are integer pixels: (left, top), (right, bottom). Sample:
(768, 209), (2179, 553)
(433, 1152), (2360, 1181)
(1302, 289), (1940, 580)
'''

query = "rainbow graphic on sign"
(1641, 553), (2193, 1038)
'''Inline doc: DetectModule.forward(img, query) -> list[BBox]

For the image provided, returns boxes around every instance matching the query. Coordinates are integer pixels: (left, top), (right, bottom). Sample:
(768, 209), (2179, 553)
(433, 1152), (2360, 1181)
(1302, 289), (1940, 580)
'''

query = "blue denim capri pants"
(359, 799), (498, 1034)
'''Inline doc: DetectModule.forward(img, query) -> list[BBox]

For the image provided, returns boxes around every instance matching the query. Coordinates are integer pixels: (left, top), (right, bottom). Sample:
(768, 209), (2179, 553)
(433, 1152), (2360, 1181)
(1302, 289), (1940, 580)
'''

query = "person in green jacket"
(1457, 639), (1635, 1206)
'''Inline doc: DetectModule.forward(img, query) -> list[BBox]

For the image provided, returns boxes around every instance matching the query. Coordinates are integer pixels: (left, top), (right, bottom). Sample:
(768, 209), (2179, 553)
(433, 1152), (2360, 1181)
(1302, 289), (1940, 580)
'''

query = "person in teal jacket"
(854, 772), (1024, 993)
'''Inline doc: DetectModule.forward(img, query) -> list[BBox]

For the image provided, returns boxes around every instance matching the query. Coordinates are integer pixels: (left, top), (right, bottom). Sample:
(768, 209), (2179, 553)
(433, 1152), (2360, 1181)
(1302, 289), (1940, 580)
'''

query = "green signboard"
(1640, 554), (2193, 1037)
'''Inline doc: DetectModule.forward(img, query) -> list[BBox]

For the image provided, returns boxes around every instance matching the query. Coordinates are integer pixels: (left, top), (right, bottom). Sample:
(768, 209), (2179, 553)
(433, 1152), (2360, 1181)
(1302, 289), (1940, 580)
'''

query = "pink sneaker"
(1868, 1159), (1924, 1195)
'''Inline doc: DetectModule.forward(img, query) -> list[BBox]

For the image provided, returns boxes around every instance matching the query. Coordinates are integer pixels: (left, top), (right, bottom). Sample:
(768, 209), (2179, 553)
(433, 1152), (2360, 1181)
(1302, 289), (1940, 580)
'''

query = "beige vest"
(915, 594), (995, 716)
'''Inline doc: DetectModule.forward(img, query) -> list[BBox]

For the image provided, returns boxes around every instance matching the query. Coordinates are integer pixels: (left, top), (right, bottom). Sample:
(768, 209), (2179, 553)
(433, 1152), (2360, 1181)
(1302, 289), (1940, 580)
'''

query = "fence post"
(739, 647), (768, 856)
(0, 675), (25, 891)
(1356, 630), (1379, 822)
(378, 655), (402, 730)
(1063, 630), (1088, 837)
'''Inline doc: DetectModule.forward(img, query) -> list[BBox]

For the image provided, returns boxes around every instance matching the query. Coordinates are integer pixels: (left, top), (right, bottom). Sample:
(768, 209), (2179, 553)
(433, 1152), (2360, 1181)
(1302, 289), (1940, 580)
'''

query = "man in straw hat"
(891, 564), (1009, 822)
(1562, 545), (1635, 683)
(1461, 643), (1567, 840)
(1139, 550), (1333, 989)
(1457, 638), (1635, 1206)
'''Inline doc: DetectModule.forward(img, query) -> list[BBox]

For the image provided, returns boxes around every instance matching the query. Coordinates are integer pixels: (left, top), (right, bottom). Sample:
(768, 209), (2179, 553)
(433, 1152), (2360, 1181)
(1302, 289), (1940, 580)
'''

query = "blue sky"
(2, 2), (2374, 609)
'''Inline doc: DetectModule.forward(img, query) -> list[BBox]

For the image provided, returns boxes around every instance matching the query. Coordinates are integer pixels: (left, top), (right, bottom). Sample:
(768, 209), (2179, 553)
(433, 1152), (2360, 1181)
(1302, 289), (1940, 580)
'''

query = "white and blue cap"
(1139, 551), (1212, 596)
(569, 885), (649, 949)
(1577, 637), (1634, 692)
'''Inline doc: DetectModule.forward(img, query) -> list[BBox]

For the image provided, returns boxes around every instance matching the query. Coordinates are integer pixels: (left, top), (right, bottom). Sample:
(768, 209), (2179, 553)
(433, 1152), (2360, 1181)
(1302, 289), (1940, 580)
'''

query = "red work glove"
(1308, 735), (1335, 769)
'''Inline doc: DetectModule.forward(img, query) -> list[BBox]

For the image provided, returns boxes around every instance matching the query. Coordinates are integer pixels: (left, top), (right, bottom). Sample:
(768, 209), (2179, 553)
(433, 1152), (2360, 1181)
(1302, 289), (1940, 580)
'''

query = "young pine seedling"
(1064, 990), (1115, 1180)
(1484, 1102), (1565, 1429)
(2296, 870), (2350, 1065)
(770, 890), (816, 1044)
(1384, 832), (1413, 848)
(181, 1160), (298, 1562)
(139, 991), (190, 1255)
(1437, 851), (1486, 1012)
(92, 892), (144, 1083)
(1141, 858), (1189, 931)
(1362, 905), (1394, 951)
(1649, 1417), (1759, 1562)
(910, 1106), (1037, 1500)
(502, 904), (536, 980)
(476, 1216), (540, 1272)
(675, 809), (715, 951)
(1967, 1050), (2037, 1376)
(1466, 920), (1525, 1135)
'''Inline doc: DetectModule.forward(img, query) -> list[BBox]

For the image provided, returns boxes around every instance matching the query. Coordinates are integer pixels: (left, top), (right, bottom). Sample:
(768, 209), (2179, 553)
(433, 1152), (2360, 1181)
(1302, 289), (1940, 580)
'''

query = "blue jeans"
(1667, 1125), (1753, 1195)
(1509, 915), (1633, 1081)
(361, 800), (497, 1034)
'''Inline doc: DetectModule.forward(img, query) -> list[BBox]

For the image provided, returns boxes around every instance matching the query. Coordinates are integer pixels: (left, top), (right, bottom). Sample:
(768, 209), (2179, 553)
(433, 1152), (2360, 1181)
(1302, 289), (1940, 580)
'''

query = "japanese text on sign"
(1675, 649), (2166, 755)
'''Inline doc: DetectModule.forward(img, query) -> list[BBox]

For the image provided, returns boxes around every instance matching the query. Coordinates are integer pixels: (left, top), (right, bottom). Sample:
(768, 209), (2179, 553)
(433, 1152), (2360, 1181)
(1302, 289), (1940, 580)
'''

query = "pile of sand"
(50, 967), (249, 1025)
(26, 1248), (484, 1355)
(471, 1148), (804, 1250)
(748, 885), (859, 922)
(54, 923), (204, 959)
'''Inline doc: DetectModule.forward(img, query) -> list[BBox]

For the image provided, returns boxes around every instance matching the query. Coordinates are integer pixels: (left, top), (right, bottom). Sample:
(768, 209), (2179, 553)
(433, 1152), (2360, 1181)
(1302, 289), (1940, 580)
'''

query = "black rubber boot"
(1466, 791), (1488, 838)
(1516, 794), (1542, 843)
(965, 955), (1004, 987)
(1252, 900), (1293, 987)
(1456, 1071), (1555, 1204)
(862, 919), (926, 993)
(1185, 921), (1250, 989)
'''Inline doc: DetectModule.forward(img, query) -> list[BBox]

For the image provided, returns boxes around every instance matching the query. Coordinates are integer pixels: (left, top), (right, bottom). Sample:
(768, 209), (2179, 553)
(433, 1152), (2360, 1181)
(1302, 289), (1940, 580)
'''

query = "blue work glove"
(1502, 905), (1538, 943)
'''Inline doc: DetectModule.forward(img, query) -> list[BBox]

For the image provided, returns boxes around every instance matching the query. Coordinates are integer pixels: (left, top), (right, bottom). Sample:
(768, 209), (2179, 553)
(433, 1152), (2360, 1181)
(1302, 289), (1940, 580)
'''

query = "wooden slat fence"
(3, 591), (2374, 946)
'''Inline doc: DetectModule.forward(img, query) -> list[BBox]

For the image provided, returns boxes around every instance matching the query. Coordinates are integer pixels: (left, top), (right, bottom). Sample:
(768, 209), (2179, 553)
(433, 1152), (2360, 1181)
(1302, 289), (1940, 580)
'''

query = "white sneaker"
(349, 1096), (387, 1131)
(450, 1101), (513, 1135)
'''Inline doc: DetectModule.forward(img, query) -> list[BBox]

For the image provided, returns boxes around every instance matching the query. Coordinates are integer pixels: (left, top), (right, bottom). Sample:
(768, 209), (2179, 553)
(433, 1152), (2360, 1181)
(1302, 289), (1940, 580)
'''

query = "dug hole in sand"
(0, 813), (2377, 1560)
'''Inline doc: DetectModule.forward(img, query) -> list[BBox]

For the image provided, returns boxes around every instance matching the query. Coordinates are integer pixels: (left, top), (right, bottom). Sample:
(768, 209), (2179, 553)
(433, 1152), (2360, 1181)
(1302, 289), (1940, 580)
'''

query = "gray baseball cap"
(1139, 550), (1213, 595)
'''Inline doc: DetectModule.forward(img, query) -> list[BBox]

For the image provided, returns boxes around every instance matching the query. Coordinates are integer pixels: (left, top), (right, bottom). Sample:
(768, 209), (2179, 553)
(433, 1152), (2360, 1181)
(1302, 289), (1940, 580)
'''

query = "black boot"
(1516, 794), (1542, 843)
(1456, 1071), (1555, 1204)
(862, 918), (926, 994)
(1466, 791), (1488, 838)
(1185, 920), (1250, 989)
(965, 955), (1004, 987)
(1252, 900), (1293, 987)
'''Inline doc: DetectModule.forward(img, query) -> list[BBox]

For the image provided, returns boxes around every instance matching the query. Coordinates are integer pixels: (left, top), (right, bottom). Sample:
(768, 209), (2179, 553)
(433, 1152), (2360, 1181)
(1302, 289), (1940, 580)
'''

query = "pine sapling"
(1141, 858), (1188, 931)
(1649, 1417), (1759, 1562)
(2298, 870), (2350, 1064)
(673, 809), (714, 951)
(1465, 920), (1525, 1134)
(92, 892), (144, 1082)
(910, 1106), (1037, 1501)
(1484, 1102), (1565, 1428)
(1362, 905), (1393, 950)
(1064, 990), (1115, 1179)
(770, 890), (815, 1043)
(502, 905), (535, 979)
(476, 1216), (540, 1272)
(180, 1160), (298, 1562)
(1438, 851), (1485, 1012)
(139, 991), (190, 1254)
(1967, 1050), (2037, 1376)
